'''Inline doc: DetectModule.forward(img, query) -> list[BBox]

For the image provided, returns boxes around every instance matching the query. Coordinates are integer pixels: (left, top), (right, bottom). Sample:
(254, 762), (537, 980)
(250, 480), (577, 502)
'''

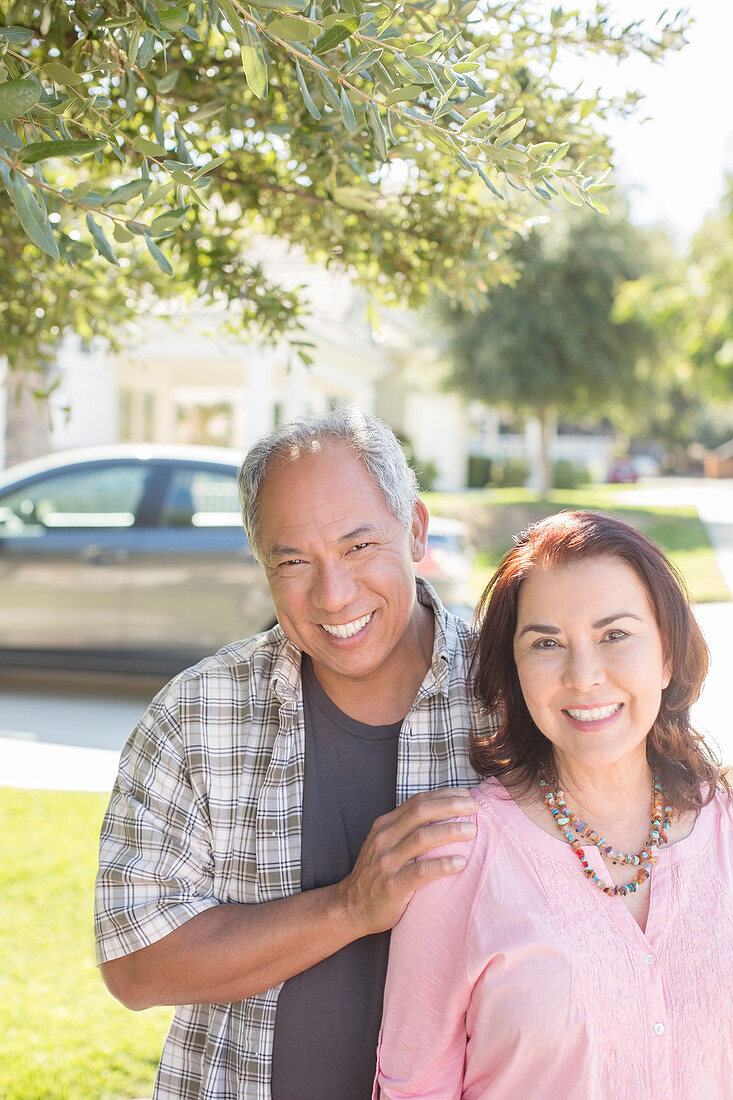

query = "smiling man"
(95, 406), (487, 1100)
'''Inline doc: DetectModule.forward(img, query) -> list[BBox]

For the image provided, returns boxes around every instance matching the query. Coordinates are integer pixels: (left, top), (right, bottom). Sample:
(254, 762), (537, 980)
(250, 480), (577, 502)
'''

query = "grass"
(0, 788), (172, 1100)
(422, 485), (730, 605)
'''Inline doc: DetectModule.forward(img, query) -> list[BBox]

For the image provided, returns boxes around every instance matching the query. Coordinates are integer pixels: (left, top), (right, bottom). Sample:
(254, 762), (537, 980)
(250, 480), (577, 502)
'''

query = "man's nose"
(562, 644), (605, 692)
(312, 562), (358, 612)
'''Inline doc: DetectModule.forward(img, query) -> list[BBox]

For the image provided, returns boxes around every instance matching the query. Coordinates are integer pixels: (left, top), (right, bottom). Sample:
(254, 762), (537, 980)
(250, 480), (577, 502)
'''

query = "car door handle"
(80, 545), (131, 565)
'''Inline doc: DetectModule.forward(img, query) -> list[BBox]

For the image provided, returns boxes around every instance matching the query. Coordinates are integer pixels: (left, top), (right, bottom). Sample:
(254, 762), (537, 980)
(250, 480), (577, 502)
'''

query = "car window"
(0, 464), (150, 533)
(160, 468), (242, 528)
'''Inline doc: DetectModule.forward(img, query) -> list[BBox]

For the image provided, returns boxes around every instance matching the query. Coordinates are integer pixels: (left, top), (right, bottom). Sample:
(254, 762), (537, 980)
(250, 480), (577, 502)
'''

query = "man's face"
(257, 440), (429, 694)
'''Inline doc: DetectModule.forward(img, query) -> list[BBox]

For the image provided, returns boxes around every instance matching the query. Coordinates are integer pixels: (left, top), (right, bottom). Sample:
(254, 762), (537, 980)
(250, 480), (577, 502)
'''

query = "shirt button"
(653, 1022), (665, 1036)
(644, 954), (656, 965)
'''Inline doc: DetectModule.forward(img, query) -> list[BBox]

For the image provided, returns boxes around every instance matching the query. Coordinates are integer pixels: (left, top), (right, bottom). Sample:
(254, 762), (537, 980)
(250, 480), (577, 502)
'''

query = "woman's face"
(512, 555), (671, 774)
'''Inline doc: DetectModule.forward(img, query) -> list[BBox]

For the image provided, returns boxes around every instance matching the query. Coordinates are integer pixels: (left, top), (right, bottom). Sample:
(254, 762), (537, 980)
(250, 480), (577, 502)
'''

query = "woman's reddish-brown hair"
(470, 510), (728, 812)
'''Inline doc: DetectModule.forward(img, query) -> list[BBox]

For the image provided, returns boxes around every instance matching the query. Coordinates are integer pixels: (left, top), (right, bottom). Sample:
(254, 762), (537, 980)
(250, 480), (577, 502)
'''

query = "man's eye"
(349, 542), (371, 552)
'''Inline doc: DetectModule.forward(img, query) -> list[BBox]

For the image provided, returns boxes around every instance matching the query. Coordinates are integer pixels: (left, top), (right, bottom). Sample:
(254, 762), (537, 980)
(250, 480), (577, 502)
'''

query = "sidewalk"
(0, 735), (121, 792)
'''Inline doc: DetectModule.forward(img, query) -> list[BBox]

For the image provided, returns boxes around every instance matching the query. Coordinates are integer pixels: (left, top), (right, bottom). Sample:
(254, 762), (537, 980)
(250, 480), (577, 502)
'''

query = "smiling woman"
(375, 511), (732, 1100)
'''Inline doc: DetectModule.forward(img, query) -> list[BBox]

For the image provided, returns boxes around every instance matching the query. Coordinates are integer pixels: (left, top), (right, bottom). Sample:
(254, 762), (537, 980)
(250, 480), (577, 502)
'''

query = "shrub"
(490, 456), (530, 488)
(552, 459), (590, 490)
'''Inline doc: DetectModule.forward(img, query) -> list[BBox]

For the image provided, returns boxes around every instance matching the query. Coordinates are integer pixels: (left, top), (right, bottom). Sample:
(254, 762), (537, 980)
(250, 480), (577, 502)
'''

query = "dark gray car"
(0, 445), (275, 674)
(0, 444), (473, 675)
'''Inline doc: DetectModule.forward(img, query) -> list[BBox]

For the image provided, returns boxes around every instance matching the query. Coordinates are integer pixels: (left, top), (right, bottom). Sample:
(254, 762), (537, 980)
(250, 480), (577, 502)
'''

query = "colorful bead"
(538, 765), (672, 900)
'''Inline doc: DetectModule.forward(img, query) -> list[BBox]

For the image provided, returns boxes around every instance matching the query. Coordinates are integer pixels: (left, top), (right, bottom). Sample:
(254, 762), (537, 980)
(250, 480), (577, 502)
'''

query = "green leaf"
(544, 141), (569, 166)
(4, 169), (59, 258)
(19, 138), (106, 164)
(367, 103), (388, 161)
(217, 0), (244, 39)
(316, 71), (341, 111)
(102, 179), (149, 206)
(43, 62), (85, 87)
(341, 48), (382, 76)
(393, 55), (423, 82)
(191, 155), (227, 179)
(134, 135), (168, 157)
(313, 18), (358, 54)
(113, 222), (134, 243)
(139, 29), (157, 68)
(150, 207), (189, 234)
(477, 166), (503, 200)
(249, 0), (307, 9)
(242, 23), (268, 100)
(157, 70), (180, 94)
(0, 26), (33, 44)
(295, 61), (321, 119)
(340, 86), (357, 133)
(458, 109), (489, 133)
(268, 15), (320, 41)
(385, 84), (421, 107)
(0, 78), (42, 122)
(145, 234), (174, 275)
(86, 213), (118, 264)
(497, 117), (526, 144)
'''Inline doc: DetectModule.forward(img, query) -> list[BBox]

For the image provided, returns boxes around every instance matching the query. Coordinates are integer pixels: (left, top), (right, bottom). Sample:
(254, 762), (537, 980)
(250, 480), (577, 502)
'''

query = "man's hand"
(334, 788), (477, 939)
(100, 787), (477, 1009)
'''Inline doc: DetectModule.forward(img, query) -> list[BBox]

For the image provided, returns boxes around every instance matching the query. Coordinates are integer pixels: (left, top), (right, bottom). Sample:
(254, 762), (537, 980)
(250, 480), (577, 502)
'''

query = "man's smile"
(320, 612), (374, 639)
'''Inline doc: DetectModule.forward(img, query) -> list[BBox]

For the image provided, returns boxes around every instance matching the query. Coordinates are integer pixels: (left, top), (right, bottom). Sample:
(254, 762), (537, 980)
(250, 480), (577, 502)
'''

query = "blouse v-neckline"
(484, 776), (716, 945)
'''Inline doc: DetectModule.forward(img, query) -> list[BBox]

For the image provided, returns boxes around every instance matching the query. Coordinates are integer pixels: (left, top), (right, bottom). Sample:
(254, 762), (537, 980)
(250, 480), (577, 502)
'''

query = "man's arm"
(100, 787), (477, 1010)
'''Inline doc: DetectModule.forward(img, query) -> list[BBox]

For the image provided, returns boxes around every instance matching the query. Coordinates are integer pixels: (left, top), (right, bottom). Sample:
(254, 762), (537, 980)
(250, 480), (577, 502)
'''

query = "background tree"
(438, 201), (661, 493)
(0, 1), (686, 377)
(613, 176), (733, 465)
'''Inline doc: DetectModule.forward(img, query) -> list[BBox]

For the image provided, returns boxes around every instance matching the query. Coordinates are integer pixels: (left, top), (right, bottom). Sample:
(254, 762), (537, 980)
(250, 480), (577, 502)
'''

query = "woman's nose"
(562, 644), (606, 692)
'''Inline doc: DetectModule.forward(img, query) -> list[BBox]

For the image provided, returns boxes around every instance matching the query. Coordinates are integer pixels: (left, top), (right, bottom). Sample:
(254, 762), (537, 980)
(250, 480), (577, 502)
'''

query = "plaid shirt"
(95, 580), (486, 1100)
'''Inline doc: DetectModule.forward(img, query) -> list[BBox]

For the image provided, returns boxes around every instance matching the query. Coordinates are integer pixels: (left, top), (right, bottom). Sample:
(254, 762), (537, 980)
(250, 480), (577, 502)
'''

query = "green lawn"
(1, 788), (172, 1100)
(422, 485), (730, 605)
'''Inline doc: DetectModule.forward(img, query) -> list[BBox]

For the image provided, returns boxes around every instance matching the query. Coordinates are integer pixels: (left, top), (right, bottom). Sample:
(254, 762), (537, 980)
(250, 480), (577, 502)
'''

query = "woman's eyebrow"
(592, 612), (643, 629)
(518, 612), (645, 638)
(517, 623), (560, 637)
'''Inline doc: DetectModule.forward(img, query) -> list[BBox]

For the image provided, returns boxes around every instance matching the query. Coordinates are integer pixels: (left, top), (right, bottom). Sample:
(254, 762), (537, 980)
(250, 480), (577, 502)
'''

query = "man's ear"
(410, 500), (430, 563)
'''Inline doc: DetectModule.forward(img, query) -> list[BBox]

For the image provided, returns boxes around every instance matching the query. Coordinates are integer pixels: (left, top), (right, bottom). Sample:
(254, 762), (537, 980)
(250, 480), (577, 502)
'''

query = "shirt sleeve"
(374, 806), (495, 1100)
(94, 686), (220, 964)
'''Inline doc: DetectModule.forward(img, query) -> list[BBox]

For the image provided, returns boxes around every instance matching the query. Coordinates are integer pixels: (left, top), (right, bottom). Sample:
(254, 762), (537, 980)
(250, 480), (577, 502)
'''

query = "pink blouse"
(375, 777), (733, 1100)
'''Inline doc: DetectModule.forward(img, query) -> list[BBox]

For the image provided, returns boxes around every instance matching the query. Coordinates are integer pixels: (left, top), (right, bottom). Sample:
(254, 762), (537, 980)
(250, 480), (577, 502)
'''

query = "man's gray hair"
(238, 405), (420, 564)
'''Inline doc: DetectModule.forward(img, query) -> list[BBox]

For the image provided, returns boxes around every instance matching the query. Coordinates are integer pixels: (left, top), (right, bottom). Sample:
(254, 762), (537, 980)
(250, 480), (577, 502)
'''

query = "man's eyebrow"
(267, 544), (304, 561)
(338, 525), (379, 544)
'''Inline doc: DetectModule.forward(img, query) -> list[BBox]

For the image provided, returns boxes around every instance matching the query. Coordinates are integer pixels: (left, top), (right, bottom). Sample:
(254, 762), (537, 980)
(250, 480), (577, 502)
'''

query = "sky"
(564, 0), (733, 242)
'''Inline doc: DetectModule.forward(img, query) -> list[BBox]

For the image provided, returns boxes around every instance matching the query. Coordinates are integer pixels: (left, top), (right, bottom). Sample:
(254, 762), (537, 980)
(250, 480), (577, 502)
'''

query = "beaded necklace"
(537, 766), (673, 897)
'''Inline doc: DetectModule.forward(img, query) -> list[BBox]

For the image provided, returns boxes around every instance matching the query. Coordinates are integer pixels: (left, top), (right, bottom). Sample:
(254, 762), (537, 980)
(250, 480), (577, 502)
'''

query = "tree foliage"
(0, 1), (686, 372)
(438, 201), (661, 491)
(613, 176), (733, 455)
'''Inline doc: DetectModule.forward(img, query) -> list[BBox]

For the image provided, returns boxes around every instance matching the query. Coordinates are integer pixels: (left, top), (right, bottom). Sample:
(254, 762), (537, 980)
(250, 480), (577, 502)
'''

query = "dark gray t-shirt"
(270, 654), (401, 1099)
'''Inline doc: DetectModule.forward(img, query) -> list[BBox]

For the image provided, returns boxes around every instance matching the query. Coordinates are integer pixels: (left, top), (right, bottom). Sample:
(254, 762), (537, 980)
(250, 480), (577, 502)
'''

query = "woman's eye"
(604, 629), (628, 642)
(532, 638), (559, 650)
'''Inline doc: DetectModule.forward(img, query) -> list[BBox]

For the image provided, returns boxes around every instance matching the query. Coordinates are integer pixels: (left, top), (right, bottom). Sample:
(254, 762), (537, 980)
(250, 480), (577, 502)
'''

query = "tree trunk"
(537, 406), (552, 500)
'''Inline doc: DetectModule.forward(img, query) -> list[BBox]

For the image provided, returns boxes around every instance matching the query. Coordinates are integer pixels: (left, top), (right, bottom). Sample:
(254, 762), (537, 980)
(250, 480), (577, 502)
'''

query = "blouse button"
(644, 954), (655, 965)
(652, 1022), (665, 1036)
